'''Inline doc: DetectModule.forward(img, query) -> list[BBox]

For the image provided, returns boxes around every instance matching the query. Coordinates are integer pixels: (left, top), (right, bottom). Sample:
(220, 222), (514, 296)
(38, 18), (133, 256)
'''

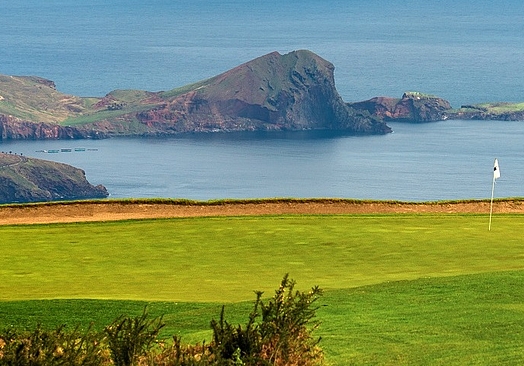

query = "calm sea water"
(1, 121), (523, 201)
(1, 1), (524, 201)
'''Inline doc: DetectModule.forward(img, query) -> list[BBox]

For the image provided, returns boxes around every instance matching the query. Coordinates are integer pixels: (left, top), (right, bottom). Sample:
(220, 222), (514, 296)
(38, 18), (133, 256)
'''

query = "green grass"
(478, 102), (524, 113)
(159, 78), (213, 99)
(106, 89), (152, 103)
(1, 213), (524, 364)
(61, 104), (155, 126)
(0, 99), (39, 121)
(1, 214), (523, 302)
(0, 298), (233, 344)
(319, 271), (524, 364)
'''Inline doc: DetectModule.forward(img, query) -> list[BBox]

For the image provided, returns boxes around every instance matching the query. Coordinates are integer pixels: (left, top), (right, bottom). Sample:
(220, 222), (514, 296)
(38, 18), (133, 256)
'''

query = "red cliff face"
(0, 114), (101, 140)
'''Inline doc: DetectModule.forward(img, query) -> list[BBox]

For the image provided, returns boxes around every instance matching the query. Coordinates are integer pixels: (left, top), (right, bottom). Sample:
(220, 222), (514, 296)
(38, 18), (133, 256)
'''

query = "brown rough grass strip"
(1, 198), (524, 225)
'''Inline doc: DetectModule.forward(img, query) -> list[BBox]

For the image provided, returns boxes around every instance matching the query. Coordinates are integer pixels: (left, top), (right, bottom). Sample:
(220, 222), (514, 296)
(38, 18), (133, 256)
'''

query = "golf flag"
(493, 158), (500, 180)
(489, 158), (500, 230)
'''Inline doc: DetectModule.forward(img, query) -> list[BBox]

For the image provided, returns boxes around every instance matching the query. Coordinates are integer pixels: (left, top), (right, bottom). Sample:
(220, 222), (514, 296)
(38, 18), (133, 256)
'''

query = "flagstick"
(489, 175), (496, 231)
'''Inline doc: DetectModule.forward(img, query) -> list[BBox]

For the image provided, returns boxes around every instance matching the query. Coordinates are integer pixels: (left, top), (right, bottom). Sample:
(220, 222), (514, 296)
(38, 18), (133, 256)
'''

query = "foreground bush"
(0, 275), (324, 365)
(210, 274), (324, 365)
(0, 324), (109, 365)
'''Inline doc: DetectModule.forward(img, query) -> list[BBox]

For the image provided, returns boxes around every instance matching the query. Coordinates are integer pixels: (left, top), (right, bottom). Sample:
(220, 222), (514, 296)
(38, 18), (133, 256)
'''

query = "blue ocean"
(1, 0), (524, 201)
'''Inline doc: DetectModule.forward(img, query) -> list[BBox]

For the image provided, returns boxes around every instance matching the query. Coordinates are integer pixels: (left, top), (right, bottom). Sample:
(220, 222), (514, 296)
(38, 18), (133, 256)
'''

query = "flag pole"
(489, 158), (500, 231)
(489, 174), (495, 231)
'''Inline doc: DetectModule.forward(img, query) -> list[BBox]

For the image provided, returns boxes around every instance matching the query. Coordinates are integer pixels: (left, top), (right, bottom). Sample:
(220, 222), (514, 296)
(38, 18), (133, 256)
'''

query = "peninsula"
(1, 50), (523, 141)
(0, 50), (390, 140)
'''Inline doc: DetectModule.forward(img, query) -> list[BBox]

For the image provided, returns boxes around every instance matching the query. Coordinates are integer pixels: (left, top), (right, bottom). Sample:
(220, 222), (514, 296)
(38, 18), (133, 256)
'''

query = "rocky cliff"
(0, 153), (108, 204)
(348, 92), (452, 123)
(0, 114), (102, 140)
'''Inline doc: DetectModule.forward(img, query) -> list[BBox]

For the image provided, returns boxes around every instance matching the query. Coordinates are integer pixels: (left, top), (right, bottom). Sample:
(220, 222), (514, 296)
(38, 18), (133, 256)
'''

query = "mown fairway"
(1, 213), (524, 364)
(1, 214), (523, 302)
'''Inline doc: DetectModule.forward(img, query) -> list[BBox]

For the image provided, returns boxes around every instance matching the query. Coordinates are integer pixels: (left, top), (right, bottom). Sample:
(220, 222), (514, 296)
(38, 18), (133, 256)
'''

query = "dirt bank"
(1, 199), (524, 225)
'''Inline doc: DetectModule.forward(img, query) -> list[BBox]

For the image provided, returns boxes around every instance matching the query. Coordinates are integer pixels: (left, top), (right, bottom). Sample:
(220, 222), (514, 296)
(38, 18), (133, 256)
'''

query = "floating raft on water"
(36, 148), (98, 153)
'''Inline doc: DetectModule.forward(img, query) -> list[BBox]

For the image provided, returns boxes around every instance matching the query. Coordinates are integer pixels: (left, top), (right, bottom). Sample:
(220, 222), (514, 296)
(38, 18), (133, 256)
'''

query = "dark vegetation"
(0, 275), (324, 366)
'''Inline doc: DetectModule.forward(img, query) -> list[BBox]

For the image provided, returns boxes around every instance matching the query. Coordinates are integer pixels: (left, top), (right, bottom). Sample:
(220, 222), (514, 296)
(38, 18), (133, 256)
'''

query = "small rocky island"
(348, 92), (524, 123)
(0, 152), (108, 204)
(348, 92), (452, 123)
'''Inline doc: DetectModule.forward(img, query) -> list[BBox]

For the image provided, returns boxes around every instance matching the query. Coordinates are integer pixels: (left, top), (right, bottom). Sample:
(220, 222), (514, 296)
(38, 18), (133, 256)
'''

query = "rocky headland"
(1, 50), (523, 141)
(0, 50), (391, 140)
(0, 152), (108, 204)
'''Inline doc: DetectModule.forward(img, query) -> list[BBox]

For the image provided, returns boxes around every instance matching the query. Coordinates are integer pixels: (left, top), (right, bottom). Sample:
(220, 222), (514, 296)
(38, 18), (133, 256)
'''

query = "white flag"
(493, 158), (500, 180)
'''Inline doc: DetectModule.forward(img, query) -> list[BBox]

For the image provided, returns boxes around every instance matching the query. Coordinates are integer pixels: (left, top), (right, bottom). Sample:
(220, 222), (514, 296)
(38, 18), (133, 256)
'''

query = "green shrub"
(210, 302), (261, 364)
(257, 275), (324, 365)
(0, 277), (323, 365)
(210, 274), (324, 365)
(104, 307), (165, 366)
(0, 324), (106, 365)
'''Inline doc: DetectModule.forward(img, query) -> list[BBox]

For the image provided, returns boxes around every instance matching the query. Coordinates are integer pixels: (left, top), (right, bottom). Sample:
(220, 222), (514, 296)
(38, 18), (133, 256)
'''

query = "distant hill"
(0, 50), (391, 139)
(0, 153), (108, 203)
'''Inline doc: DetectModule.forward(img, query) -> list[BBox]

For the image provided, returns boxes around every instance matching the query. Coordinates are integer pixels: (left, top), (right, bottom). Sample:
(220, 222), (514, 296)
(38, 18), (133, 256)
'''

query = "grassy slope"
(1, 214), (524, 364)
(321, 271), (524, 364)
(0, 74), (158, 128)
(62, 105), (153, 127)
(1, 271), (523, 365)
(0, 75), (91, 122)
